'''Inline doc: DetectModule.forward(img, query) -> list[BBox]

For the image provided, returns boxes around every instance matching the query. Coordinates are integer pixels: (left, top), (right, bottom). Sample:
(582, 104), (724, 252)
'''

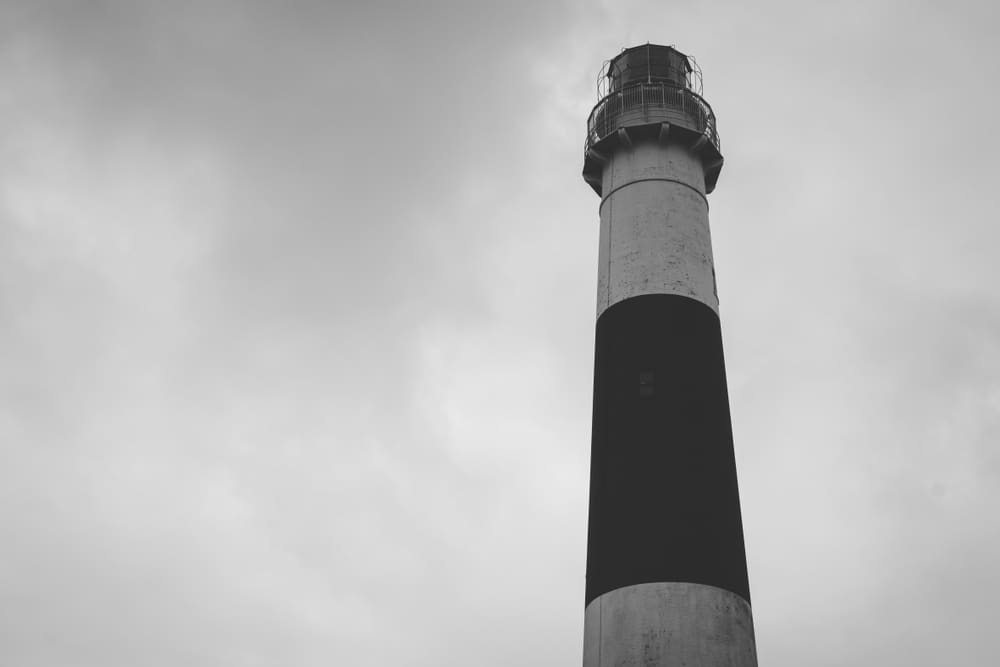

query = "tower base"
(583, 583), (757, 667)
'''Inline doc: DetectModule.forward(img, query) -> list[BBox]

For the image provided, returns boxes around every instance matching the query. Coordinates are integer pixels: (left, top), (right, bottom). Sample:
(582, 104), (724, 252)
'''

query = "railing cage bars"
(585, 81), (720, 154)
(595, 46), (705, 99)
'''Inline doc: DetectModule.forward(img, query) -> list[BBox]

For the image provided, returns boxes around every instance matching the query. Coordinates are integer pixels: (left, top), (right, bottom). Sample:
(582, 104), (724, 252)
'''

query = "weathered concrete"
(596, 139), (718, 319)
(583, 582), (757, 667)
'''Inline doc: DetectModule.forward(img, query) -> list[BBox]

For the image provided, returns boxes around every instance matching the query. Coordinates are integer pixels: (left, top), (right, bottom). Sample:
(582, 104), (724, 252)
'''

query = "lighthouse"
(581, 44), (757, 666)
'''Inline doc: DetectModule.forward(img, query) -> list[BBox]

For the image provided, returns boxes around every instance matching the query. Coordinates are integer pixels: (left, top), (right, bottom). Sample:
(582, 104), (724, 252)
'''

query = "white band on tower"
(596, 140), (718, 320)
(583, 583), (757, 667)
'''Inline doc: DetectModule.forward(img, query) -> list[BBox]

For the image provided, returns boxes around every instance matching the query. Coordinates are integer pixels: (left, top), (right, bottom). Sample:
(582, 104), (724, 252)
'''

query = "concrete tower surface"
(581, 45), (757, 666)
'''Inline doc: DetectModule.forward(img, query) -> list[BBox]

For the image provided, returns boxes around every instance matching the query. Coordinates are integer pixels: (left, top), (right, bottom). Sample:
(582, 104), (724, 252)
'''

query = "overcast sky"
(1, 1), (999, 665)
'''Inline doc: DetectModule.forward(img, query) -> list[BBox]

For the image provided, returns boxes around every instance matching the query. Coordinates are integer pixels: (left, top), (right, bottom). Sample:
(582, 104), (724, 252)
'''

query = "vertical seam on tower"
(606, 157), (614, 312)
(598, 594), (603, 667)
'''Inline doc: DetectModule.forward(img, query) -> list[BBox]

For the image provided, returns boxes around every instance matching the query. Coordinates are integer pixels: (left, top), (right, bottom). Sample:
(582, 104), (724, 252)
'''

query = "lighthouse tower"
(581, 44), (757, 666)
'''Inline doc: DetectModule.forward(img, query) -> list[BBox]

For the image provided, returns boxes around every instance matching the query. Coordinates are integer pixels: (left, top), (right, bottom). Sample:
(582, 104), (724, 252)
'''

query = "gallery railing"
(585, 83), (720, 153)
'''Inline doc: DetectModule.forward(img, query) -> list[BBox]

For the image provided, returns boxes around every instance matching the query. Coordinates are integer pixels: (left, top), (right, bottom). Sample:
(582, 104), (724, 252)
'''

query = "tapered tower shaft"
(582, 45), (757, 666)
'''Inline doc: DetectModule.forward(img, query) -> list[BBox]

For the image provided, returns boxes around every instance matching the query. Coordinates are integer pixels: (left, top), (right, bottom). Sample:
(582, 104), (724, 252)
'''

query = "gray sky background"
(1, 1), (998, 665)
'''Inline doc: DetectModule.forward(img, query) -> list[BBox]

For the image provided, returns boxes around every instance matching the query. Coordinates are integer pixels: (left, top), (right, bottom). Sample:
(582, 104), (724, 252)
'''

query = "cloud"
(1, 0), (999, 665)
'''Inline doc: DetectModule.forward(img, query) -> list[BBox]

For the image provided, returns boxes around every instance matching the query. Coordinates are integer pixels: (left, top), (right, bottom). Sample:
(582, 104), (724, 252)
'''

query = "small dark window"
(639, 370), (655, 397)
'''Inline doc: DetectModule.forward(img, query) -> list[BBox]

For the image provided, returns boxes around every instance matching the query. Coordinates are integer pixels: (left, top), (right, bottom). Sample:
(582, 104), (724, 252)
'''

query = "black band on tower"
(585, 294), (750, 606)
